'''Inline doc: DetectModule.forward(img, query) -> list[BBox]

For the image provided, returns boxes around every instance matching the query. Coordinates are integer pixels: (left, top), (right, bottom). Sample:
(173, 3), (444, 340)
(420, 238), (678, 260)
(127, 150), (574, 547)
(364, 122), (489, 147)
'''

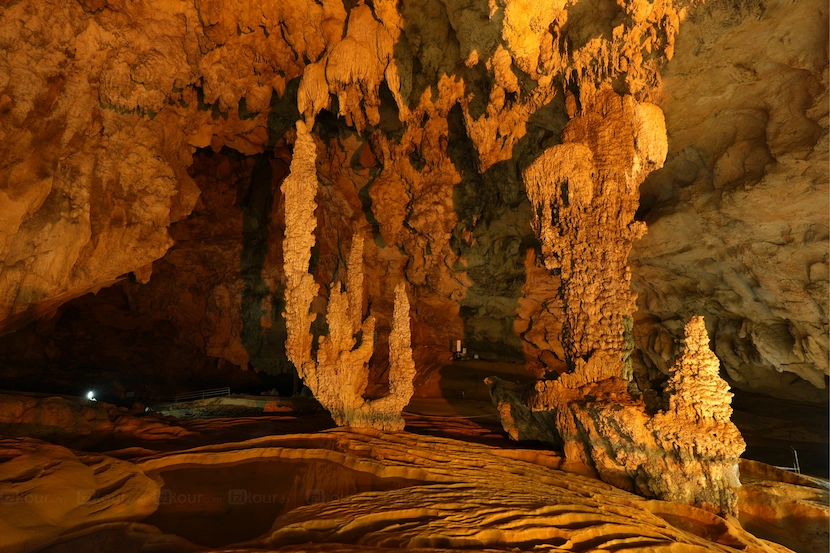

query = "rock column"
(491, 87), (745, 515)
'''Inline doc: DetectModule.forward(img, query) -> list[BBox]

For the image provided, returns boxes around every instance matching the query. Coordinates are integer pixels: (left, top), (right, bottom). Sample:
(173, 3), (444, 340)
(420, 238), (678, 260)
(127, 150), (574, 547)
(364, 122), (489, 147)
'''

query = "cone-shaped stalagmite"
(648, 316), (746, 513)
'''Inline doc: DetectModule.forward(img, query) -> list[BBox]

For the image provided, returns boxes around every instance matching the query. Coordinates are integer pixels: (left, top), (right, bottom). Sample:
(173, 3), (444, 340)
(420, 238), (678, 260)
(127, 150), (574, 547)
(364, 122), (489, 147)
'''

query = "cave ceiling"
(0, 0), (826, 402)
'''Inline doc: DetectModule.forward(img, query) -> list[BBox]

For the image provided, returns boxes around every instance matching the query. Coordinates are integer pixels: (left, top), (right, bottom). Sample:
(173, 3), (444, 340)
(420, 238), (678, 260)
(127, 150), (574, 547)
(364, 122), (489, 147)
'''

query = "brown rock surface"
(129, 429), (786, 552)
(0, 438), (161, 553)
(0, 0), (825, 405)
(0, 398), (822, 553)
(0, 394), (193, 449)
(631, 0), (829, 401)
(737, 460), (830, 553)
(492, 317), (746, 515)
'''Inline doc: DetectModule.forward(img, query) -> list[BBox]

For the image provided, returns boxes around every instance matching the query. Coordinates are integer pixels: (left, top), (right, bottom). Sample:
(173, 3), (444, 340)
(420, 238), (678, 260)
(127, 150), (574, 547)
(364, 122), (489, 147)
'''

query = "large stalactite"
(523, 87), (668, 383)
(281, 121), (415, 431)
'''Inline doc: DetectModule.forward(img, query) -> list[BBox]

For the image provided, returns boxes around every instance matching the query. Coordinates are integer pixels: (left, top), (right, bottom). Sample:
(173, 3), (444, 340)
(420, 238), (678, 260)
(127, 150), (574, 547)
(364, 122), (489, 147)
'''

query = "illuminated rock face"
(497, 83), (745, 512)
(0, 0), (825, 419)
(492, 316), (746, 515)
(282, 121), (415, 431)
(630, 0), (829, 402)
(0, 431), (797, 553)
(523, 88), (667, 383)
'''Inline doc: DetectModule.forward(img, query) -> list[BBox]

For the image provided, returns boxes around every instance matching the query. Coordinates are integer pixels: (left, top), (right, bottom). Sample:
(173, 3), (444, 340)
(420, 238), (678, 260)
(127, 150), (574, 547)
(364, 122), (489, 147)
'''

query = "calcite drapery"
(282, 121), (415, 431)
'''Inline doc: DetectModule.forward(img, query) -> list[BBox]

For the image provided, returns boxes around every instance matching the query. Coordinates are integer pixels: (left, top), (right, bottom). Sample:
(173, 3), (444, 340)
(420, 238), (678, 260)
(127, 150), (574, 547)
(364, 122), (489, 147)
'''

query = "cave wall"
(631, 0), (829, 401)
(0, 0), (826, 402)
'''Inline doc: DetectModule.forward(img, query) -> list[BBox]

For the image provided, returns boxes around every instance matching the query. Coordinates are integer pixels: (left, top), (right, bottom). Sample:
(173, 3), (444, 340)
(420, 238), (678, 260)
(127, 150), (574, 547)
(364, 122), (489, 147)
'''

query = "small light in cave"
(86, 390), (97, 402)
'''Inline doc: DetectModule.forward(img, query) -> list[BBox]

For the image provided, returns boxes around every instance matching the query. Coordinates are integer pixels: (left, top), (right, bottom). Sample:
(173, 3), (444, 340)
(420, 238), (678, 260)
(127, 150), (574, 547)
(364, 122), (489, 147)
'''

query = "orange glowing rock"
(491, 315), (747, 515)
(282, 121), (415, 431)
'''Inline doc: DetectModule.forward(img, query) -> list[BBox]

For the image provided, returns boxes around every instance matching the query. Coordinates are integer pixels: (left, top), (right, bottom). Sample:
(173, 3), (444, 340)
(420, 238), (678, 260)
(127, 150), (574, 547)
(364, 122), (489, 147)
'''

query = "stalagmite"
(282, 121), (415, 431)
(648, 316), (746, 513)
(491, 87), (745, 515)
(490, 314), (747, 516)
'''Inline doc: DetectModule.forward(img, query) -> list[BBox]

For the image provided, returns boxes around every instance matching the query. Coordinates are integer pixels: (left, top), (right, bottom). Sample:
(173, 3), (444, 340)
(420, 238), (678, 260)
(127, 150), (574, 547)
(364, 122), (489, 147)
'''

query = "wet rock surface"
(0, 428), (809, 553)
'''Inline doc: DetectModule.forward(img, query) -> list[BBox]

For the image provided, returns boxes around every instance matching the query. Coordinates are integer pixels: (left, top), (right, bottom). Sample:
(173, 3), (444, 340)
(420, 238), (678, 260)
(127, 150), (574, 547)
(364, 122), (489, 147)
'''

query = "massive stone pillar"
(522, 87), (667, 385)
(491, 87), (745, 515)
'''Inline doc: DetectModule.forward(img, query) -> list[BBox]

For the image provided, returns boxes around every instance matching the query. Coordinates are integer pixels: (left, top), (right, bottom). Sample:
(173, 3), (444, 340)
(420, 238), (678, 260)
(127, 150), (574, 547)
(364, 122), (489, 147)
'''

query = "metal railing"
(174, 387), (231, 403)
(775, 447), (801, 474)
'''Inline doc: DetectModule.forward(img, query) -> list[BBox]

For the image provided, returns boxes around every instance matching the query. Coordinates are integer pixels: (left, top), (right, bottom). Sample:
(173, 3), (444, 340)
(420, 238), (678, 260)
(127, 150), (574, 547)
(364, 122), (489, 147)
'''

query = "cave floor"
(1, 359), (828, 553)
(4, 426), (827, 553)
(111, 361), (829, 478)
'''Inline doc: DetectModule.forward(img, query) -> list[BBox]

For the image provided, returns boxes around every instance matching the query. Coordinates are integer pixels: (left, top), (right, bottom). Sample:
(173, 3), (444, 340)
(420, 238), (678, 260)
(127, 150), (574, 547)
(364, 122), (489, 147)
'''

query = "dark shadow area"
(403, 411), (555, 450)
(239, 152), (293, 379)
(556, 0), (623, 53)
(143, 458), (424, 548)
(445, 91), (567, 366)
(446, 104), (527, 363)
(0, 286), (280, 404)
(732, 390), (829, 478)
(266, 77), (301, 149)
(405, 360), (541, 448)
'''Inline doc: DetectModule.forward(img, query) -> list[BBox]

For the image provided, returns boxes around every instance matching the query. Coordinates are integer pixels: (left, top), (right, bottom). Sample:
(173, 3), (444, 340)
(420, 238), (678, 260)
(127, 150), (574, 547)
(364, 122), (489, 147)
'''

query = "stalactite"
(522, 87), (666, 385)
(281, 119), (320, 379)
(281, 121), (415, 431)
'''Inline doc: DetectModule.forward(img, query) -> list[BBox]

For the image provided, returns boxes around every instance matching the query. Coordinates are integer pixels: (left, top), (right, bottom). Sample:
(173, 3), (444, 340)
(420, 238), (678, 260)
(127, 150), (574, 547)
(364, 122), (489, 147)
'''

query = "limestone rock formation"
(282, 120), (322, 378)
(492, 316), (746, 515)
(133, 430), (784, 553)
(0, 438), (161, 553)
(0, 429), (800, 553)
(630, 0), (829, 401)
(282, 121), (415, 431)
(738, 460), (830, 553)
(0, 394), (193, 449)
(0, 0), (825, 405)
(523, 87), (667, 383)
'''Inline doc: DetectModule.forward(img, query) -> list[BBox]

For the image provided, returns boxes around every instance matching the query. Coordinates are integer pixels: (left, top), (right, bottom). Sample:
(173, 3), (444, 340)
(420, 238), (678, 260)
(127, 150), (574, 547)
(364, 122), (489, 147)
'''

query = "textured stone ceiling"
(0, 0), (826, 402)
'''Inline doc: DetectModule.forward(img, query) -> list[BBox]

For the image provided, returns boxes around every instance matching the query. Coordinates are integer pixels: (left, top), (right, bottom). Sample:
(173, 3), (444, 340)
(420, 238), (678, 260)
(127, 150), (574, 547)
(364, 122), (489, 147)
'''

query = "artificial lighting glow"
(86, 390), (96, 401)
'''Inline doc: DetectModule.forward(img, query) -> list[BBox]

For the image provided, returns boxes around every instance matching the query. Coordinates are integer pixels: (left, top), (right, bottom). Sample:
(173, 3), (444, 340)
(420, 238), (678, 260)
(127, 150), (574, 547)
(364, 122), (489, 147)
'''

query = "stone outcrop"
(491, 316), (746, 515)
(738, 459), (830, 553)
(282, 121), (415, 431)
(1, 429), (799, 553)
(134, 430), (784, 553)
